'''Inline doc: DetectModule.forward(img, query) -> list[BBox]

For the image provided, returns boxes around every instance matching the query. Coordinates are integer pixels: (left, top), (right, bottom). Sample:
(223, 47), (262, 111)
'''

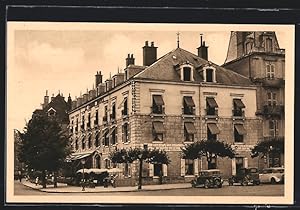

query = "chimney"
(95, 71), (103, 87)
(72, 100), (77, 110)
(143, 41), (157, 66)
(126, 54), (135, 67)
(77, 97), (83, 106)
(67, 94), (72, 111)
(51, 94), (55, 101)
(197, 34), (208, 60)
(88, 89), (96, 100)
(43, 90), (49, 108)
(97, 83), (105, 96)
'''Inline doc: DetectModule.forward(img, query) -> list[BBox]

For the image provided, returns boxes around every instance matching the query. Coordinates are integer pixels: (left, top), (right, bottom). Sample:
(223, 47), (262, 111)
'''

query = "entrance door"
(236, 157), (244, 174)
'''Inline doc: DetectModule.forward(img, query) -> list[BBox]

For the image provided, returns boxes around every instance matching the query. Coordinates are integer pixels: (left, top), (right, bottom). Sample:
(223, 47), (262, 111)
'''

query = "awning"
(207, 123), (220, 134)
(67, 151), (94, 161)
(153, 121), (165, 133)
(184, 96), (195, 107)
(153, 95), (164, 106)
(118, 97), (128, 109)
(184, 122), (197, 134)
(87, 168), (108, 174)
(206, 97), (218, 108)
(233, 99), (245, 108)
(234, 124), (247, 135)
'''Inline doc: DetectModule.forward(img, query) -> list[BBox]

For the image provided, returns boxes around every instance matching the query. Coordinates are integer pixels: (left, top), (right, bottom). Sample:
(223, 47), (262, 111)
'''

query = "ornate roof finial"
(176, 32), (180, 48)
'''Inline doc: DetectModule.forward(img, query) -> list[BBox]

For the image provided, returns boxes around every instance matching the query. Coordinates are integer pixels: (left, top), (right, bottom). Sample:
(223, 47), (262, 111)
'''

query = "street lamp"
(137, 154), (143, 190)
(81, 158), (86, 191)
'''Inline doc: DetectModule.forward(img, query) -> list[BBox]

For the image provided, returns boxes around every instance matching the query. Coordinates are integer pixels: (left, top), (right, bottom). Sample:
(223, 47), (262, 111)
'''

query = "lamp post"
(81, 158), (86, 191)
(137, 154), (143, 190)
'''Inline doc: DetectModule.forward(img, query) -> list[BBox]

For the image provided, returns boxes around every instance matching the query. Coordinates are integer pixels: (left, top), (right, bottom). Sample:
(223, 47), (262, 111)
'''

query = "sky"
(7, 23), (290, 131)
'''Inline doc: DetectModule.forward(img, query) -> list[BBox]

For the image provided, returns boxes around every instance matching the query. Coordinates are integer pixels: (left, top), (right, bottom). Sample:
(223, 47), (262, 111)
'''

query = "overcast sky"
(7, 23), (289, 131)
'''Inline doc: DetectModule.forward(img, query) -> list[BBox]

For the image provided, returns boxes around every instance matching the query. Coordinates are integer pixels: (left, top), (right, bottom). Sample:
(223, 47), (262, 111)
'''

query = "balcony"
(255, 78), (285, 88)
(205, 109), (218, 120)
(263, 105), (284, 117)
(232, 110), (245, 120)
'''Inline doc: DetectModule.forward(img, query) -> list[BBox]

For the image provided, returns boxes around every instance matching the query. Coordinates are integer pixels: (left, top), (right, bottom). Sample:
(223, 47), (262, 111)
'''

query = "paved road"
(14, 181), (283, 196)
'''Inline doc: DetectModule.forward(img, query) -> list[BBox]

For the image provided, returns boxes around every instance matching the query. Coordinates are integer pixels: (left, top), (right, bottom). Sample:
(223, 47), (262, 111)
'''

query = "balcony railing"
(263, 105), (284, 117)
(253, 78), (285, 88)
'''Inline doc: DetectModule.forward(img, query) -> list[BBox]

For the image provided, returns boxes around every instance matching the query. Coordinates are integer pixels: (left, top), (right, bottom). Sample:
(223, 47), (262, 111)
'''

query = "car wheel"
(228, 178), (233, 186)
(271, 178), (276, 184)
(204, 179), (210, 189)
(255, 180), (260, 185)
(214, 179), (221, 188)
(241, 179), (248, 186)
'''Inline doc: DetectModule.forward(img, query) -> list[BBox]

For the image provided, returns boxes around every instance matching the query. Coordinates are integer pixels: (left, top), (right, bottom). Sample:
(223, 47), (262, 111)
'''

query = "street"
(14, 181), (284, 196)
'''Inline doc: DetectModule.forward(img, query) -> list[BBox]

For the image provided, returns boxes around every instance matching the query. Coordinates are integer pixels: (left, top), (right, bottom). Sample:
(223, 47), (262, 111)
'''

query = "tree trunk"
(53, 171), (58, 188)
(138, 159), (143, 190)
(42, 170), (46, 188)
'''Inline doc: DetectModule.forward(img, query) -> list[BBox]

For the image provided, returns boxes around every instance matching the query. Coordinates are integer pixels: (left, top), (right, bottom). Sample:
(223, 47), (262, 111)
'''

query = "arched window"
(203, 66), (216, 83)
(95, 133), (99, 147)
(95, 155), (101, 169)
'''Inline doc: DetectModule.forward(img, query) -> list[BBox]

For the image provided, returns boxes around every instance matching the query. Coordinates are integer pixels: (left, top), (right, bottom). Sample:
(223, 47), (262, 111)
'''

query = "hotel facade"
(67, 35), (274, 186)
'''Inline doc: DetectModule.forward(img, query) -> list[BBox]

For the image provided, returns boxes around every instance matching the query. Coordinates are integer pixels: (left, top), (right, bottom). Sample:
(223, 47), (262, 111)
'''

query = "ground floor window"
(124, 163), (131, 177)
(208, 156), (217, 169)
(154, 164), (163, 177)
(94, 155), (101, 169)
(236, 157), (244, 172)
(105, 159), (110, 169)
(185, 159), (194, 175)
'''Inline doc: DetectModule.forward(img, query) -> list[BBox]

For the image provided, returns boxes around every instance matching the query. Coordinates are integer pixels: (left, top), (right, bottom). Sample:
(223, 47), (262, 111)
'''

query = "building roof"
(134, 47), (252, 86)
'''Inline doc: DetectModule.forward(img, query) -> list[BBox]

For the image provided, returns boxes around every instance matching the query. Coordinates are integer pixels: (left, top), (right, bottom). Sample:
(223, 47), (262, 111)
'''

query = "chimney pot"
(151, 41), (154, 47)
(145, 41), (148, 46)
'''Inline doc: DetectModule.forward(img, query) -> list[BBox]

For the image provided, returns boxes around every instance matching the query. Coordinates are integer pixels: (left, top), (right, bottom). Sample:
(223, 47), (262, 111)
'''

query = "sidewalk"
(22, 180), (192, 193)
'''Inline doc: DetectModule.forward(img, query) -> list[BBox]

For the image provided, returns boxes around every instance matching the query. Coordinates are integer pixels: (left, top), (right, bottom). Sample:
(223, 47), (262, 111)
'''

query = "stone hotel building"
(68, 35), (264, 186)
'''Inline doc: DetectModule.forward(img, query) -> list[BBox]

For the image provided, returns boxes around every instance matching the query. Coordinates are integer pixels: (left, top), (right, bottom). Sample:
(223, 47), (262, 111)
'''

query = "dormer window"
(203, 66), (216, 83)
(266, 38), (273, 52)
(47, 107), (56, 117)
(178, 63), (194, 82)
(183, 67), (192, 81)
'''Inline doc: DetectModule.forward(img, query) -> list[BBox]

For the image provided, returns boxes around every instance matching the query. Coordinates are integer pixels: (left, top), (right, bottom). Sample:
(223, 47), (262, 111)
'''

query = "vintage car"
(191, 169), (223, 189)
(259, 167), (284, 184)
(228, 167), (260, 186)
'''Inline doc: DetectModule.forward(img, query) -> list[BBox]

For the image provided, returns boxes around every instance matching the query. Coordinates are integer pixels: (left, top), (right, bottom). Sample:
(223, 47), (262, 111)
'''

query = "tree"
(19, 115), (71, 188)
(109, 147), (170, 189)
(251, 137), (284, 164)
(181, 140), (235, 169)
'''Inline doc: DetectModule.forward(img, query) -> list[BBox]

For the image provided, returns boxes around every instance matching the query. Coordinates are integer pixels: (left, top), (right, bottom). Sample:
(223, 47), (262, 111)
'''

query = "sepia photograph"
(6, 22), (294, 204)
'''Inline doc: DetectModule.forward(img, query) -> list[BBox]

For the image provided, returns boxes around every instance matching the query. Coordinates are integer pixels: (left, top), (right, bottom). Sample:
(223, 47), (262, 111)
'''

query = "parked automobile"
(191, 169), (223, 189)
(228, 167), (260, 186)
(259, 167), (284, 184)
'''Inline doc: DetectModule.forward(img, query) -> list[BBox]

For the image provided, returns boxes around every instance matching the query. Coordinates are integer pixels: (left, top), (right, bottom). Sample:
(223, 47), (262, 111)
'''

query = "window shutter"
(194, 159), (199, 176)
(244, 157), (248, 168)
(163, 164), (168, 177)
(149, 164), (154, 177)
(232, 158), (236, 176)
(180, 159), (185, 176)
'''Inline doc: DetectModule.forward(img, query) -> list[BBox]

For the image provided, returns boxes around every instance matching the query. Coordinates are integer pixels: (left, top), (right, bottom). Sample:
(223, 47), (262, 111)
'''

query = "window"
(267, 92), (277, 106)
(88, 135), (92, 148)
(208, 156), (217, 169)
(105, 159), (110, 169)
(233, 99), (245, 117)
(76, 118), (79, 132)
(94, 110), (99, 125)
(152, 95), (165, 114)
(95, 155), (101, 169)
(95, 133), (100, 147)
(81, 115), (85, 130)
(87, 113), (91, 128)
(104, 130), (109, 146)
(206, 68), (213, 82)
(154, 164), (163, 177)
(111, 103), (116, 121)
(82, 138), (85, 149)
(122, 123), (129, 143)
(269, 120), (279, 137)
(122, 98), (128, 116)
(266, 63), (275, 79)
(234, 124), (246, 143)
(111, 127), (117, 145)
(266, 38), (273, 52)
(152, 121), (164, 141)
(75, 139), (78, 150)
(185, 159), (194, 175)
(184, 122), (196, 142)
(207, 123), (220, 141)
(206, 97), (218, 116)
(124, 163), (131, 177)
(183, 67), (192, 81)
(103, 106), (108, 123)
(183, 96), (195, 115)
(245, 42), (252, 54)
(236, 157), (244, 172)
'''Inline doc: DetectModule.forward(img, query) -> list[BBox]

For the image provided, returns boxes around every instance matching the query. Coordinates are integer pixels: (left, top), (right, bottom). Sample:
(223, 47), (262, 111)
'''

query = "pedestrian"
(110, 174), (117, 188)
(35, 177), (39, 186)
